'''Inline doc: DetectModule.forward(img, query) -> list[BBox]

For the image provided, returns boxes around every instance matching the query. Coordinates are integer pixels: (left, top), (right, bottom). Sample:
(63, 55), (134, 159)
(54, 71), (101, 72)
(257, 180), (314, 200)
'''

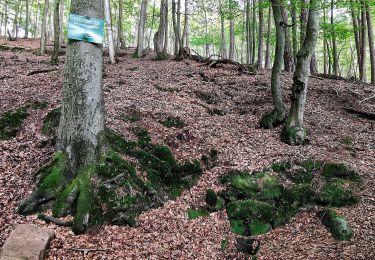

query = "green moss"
(281, 124), (308, 146)
(41, 107), (61, 136)
(249, 219), (271, 235)
(259, 110), (285, 129)
(322, 163), (360, 182)
(187, 208), (209, 219)
(226, 199), (276, 222)
(230, 219), (246, 235)
(159, 116), (185, 128)
(319, 209), (353, 240)
(316, 179), (359, 207)
(271, 162), (290, 173)
(201, 148), (219, 169)
(0, 107), (29, 140)
(206, 189), (218, 206)
(220, 239), (228, 251)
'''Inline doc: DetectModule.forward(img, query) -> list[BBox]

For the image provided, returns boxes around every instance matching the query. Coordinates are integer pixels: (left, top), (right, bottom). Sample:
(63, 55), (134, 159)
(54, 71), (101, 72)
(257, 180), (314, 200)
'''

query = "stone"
(0, 224), (55, 260)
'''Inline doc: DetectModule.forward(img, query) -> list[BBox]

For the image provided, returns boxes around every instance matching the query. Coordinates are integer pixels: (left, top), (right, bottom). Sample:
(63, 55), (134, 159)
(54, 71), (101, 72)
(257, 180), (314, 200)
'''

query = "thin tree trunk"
(59, 1), (64, 44)
(282, 0), (320, 145)
(105, 0), (116, 63)
(265, 5), (272, 69)
(359, 1), (367, 81)
(172, 0), (181, 56)
(182, 0), (189, 49)
(331, 0), (339, 76)
(257, 0), (264, 68)
(350, 0), (361, 78)
(51, 0), (61, 64)
(323, 4), (328, 74)
(229, 16), (235, 60)
(40, 0), (49, 55)
(365, 2), (374, 84)
(148, 0), (156, 48)
(118, 0), (126, 48)
(220, 1), (227, 59)
(34, 0), (40, 38)
(260, 0), (286, 129)
(24, 0), (30, 38)
(282, 6), (295, 72)
(291, 1), (297, 63)
(252, 0), (256, 65)
(246, 0), (252, 64)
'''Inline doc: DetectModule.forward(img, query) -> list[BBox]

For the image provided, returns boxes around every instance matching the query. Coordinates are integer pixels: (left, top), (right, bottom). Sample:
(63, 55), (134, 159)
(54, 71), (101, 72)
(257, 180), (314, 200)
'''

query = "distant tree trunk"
(220, 1), (227, 59)
(331, 0), (339, 76)
(260, 0), (286, 129)
(282, 6), (294, 72)
(229, 17), (235, 61)
(291, 1), (298, 63)
(34, 0), (40, 38)
(246, 0), (252, 64)
(148, 0), (156, 48)
(51, 0), (61, 64)
(282, 0), (320, 145)
(59, 2), (64, 44)
(40, 0), (49, 55)
(105, 0), (116, 63)
(257, 0), (264, 68)
(251, 0), (256, 64)
(323, 4), (328, 74)
(359, 1), (367, 81)
(300, 0), (308, 47)
(265, 5), (272, 69)
(118, 0), (126, 48)
(135, 0), (149, 57)
(365, 3), (374, 84)
(18, 0), (106, 235)
(4, 1), (7, 43)
(12, 2), (20, 38)
(182, 0), (190, 49)
(24, 0), (30, 38)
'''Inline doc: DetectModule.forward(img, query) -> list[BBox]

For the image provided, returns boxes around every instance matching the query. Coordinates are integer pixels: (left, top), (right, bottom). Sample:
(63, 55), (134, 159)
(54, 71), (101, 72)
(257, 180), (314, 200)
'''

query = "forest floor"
(0, 38), (374, 259)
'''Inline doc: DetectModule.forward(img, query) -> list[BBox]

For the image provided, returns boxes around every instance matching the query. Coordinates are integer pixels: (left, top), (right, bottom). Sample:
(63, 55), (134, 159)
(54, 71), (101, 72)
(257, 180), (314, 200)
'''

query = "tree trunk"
(59, 1), (64, 44)
(24, 0), (30, 38)
(282, 0), (320, 145)
(251, 0), (256, 65)
(246, 0), (252, 64)
(229, 17), (235, 61)
(40, 0), (49, 55)
(220, 1), (227, 59)
(12, 1), (20, 39)
(105, 0), (116, 63)
(291, 1), (297, 63)
(154, 0), (168, 58)
(331, 0), (339, 76)
(34, 0), (40, 38)
(350, 0), (361, 78)
(118, 0), (126, 48)
(359, 1), (367, 81)
(365, 3), (374, 84)
(260, 0), (286, 129)
(135, 0), (149, 57)
(182, 0), (189, 49)
(265, 5), (272, 69)
(257, 0), (264, 68)
(172, 0), (181, 56)
(282, 6), (294, 72)
(18, 0), (106, 235)
(51, 0), (61, 64)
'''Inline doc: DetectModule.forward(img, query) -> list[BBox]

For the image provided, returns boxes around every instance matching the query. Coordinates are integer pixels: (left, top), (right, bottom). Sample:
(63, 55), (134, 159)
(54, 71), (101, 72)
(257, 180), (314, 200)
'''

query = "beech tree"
(282, 0), (320, 145)
(18, 0), (106, 234)
(135, 0), (149, 58)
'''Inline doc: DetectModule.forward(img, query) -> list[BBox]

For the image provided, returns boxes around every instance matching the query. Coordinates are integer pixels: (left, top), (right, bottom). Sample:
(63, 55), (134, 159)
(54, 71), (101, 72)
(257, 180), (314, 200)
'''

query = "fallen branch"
(38, 214), (73, 226)
(343, 108), (375, 120)
(27, 68), (57, 76)
(359, 93), (375, 104)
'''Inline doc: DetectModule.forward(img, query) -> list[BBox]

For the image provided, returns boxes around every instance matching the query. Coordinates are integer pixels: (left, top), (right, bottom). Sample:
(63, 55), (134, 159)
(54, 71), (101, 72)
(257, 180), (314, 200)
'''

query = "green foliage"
(0, 107), (28, 140)
(316, 179), (359, 207)
(187, 208), (209, 219)
(121, 111), (141, 123)
(322, 162), (360, 182)
(220, 239), (228, 251)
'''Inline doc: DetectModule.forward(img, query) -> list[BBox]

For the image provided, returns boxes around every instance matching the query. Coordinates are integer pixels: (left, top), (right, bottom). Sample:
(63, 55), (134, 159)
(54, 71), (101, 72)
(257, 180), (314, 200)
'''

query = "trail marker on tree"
(67, 14), (104, 44)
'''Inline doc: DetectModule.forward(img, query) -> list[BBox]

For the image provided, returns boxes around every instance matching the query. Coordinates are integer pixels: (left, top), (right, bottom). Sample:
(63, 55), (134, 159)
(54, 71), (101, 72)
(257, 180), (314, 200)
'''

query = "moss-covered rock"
(319, 209), (353, 240)
(187, 208), (209, 219)
(227, 199), (276, 222)
(0, 107), (28, 140)
(322, 162), (360, 182)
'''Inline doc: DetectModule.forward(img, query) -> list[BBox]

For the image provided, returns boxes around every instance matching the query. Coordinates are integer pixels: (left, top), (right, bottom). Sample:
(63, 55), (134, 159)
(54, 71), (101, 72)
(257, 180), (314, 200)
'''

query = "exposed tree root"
(343, 108), (375, 121)
(281, 124), (309, 146)
(259, 109), (286, 129)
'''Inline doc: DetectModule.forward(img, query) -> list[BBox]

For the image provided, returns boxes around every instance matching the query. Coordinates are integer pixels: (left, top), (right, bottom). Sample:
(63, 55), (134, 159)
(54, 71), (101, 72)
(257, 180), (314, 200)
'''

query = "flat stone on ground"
(0, 224), (55, 260)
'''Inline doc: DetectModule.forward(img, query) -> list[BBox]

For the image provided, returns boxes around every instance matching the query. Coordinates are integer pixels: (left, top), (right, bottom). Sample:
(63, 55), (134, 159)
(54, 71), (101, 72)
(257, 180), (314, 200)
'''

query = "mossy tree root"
(259, 109), (286, 129)
(281, 124), (308, 145)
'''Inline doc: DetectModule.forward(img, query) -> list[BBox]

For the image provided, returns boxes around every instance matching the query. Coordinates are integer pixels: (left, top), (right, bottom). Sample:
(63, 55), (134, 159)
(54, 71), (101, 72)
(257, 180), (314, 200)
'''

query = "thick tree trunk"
(282, 0), (320, 145)
(265, 5), (272, 69)
(51, 0), (61, 64)
(154, 0), (168, 58)
(40, 0), (49, 55)
(365, 3), (374, 84)
(135, 0), (149, 57)
(105, 0), (116, 64)
(257, 0), (264, 68)
(260, 0), (286, 129)
(172, 0), (181, 56)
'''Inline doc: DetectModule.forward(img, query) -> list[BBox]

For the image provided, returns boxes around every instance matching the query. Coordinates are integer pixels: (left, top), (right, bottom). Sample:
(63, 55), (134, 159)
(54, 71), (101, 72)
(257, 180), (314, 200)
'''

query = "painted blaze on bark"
(282, 0), (320, 145)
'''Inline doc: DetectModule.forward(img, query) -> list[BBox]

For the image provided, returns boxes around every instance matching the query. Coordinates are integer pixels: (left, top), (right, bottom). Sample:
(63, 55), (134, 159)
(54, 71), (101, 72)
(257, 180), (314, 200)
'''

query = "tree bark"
(51, 0), (61, 64)
(220, 0), (227, 59)
(154, 0), (168, 58)
(118, 0), (126, 48)
(282, 6), (294, 72)
(59, 1), (64, 44)
(265, 5), (272, 69)
(172, 0), (181, 56)
(135, 0), (149, 57)
(359, 1), (367, 81)
(365, 2), (374, 84)
(350, 0), (361, 79)
(246, 0), (252, 64)
(182, 0), (189, 49)
(24, 0), (30, 38)
(331, 0), (339, 76)
(105, 0), (116, 63)
(229, 16), (235, 61)
(260, 0), (286, 129)
(257, 0), (264, 68)
(282, 0), (320, 145)
(40, 0), (49, 55)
